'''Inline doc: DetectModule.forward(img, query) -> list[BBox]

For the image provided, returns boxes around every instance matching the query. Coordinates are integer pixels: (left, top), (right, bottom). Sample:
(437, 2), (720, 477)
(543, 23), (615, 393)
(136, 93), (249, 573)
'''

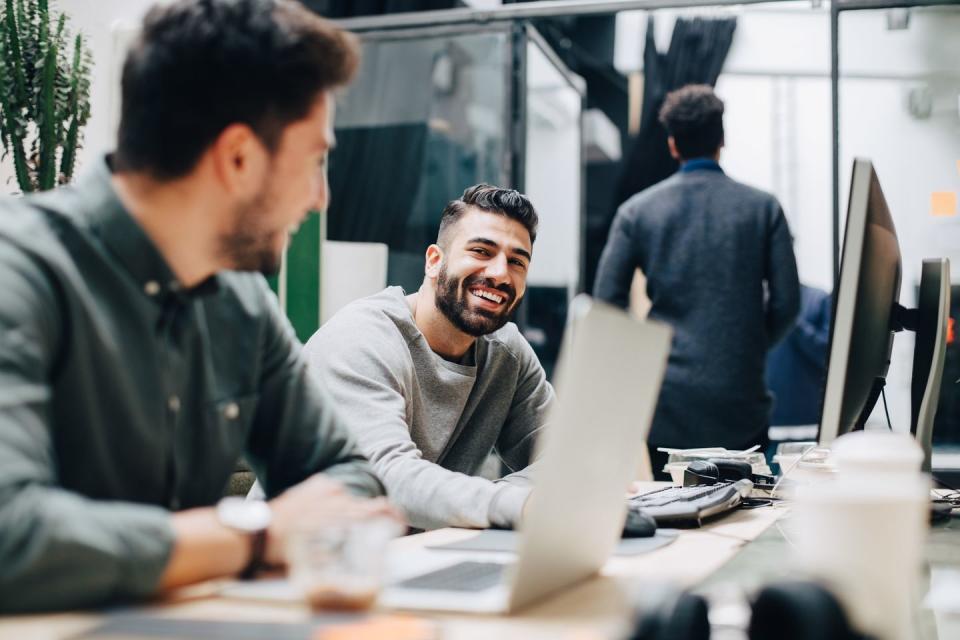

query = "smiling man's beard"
(218, 181), (285, 276)
(434, 262), (518, 337)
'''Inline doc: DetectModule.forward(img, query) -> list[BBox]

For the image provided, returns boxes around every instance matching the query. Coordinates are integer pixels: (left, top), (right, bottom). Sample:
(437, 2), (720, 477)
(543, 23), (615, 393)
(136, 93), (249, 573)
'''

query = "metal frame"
(334, 0), (790, 32)
(521, 23), (589, 294)
(830, 0), (959, 285)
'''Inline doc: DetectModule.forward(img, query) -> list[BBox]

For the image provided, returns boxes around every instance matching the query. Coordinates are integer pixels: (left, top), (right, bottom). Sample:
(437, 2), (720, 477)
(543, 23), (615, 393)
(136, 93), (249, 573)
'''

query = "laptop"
(378, 298), (672, 613)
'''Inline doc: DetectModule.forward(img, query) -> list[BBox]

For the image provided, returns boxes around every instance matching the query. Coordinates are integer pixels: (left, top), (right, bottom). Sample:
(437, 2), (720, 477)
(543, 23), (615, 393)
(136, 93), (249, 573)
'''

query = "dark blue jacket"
(594, 161), (800, 449)
(766, 285), (832, 425)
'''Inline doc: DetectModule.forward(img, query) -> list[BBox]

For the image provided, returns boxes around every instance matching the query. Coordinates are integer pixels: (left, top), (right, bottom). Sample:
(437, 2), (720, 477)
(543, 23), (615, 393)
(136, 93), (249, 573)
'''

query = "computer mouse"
(708, 458), (752, 482)
(682, 460), (720, 487)
(622, 506), (658, 538)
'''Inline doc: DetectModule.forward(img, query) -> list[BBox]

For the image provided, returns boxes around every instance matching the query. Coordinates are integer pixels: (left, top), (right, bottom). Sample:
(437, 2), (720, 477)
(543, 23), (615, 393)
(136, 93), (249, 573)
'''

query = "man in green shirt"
(0, 0), (392, 612)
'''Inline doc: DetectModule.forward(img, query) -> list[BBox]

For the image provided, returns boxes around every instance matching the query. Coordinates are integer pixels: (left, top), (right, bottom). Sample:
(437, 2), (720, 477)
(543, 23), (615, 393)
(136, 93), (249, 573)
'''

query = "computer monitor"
(911, 259), (951, 472)
(819, 159), (902, 445)
(818, 158), (951, 467)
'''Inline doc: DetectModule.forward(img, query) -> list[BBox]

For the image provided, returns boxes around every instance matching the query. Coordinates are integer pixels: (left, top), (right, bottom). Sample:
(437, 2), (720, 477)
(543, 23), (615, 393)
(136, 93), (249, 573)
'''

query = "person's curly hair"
(658, 84), (725, 160)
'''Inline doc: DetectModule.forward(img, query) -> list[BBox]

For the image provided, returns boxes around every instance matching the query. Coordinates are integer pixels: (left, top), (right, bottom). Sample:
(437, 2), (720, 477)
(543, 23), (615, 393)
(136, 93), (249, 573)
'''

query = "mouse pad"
(427, 529), (679, 557)
(70, 610), (363, 640)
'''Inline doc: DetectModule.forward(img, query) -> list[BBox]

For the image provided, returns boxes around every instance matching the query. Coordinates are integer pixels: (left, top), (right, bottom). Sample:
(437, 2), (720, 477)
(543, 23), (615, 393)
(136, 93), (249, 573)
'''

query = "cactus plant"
(0, 0), (92, 193)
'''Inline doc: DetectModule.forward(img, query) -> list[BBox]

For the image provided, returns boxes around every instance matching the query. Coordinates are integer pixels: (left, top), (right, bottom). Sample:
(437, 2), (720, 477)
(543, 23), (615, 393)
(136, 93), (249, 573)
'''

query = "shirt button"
(144, 281), (161, 296)
(223, 402), (240, 420)
(168, 395), (181, 412)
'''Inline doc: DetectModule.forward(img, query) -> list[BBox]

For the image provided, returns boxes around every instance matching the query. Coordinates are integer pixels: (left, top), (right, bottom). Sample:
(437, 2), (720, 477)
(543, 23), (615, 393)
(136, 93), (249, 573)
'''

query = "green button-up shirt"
(0, 159), (384, 613)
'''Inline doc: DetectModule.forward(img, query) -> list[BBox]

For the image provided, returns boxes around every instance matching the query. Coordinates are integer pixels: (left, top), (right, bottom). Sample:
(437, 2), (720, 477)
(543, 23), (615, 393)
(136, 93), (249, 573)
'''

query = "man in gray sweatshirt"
(594, 85), (800, 478)
(305, 185), (554, 530)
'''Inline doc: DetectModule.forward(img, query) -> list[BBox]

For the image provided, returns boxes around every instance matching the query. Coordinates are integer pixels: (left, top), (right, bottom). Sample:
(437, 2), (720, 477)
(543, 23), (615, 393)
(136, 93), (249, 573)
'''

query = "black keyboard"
(394, 560), (506, 592)
(628, 482), (743, 526)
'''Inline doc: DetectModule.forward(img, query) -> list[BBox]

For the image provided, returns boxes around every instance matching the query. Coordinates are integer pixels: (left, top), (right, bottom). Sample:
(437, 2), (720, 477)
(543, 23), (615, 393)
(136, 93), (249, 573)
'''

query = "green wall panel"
(281, 211), (322, 343)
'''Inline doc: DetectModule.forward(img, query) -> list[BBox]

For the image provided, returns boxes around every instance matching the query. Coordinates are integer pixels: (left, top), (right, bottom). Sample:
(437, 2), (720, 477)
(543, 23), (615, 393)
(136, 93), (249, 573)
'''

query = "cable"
(769, 444), (822, 500)
(881, 387), (893, 431)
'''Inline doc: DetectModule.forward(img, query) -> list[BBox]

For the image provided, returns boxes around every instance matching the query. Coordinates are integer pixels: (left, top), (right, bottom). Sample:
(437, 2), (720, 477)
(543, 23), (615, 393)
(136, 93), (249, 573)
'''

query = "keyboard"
(628, 482), (743, 526)
(394, 560), (506, 592)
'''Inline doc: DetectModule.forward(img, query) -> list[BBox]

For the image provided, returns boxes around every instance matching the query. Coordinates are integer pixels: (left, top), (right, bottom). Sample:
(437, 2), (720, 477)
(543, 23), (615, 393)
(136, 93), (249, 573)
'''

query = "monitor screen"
(818, 159), (902, 444)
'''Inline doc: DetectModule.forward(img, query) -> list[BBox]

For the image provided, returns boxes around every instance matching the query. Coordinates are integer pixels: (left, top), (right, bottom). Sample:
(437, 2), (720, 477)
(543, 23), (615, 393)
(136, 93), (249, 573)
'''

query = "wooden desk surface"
(0, 505), (786, 640)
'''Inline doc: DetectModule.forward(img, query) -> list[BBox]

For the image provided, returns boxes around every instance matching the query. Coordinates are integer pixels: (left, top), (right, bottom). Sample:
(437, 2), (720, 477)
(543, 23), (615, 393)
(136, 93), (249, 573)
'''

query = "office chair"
(627, 580), (872, 640)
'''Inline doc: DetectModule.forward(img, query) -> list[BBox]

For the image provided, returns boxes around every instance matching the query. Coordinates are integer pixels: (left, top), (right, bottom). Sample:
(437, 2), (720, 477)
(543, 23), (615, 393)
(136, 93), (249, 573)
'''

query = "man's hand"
(265, 475), (403, 566)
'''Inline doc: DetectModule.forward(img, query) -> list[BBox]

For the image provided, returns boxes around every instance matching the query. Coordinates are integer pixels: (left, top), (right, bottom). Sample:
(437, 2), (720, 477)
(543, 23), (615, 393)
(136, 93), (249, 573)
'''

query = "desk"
(0, 506), (779, 640)
(3, 506), (960, 640)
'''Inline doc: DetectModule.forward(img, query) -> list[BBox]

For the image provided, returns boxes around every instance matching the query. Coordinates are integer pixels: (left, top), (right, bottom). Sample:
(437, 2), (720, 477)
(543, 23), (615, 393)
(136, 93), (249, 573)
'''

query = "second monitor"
(817, 158), (950, 472)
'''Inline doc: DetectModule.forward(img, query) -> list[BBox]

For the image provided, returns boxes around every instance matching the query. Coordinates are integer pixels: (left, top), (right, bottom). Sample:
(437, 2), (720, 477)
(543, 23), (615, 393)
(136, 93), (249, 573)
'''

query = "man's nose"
(482, 254), (509, 282)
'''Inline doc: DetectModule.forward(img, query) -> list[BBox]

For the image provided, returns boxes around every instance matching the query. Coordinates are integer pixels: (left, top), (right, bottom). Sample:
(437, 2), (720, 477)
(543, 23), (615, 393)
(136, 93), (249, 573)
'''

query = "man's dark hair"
(658, 84), (725, 160)
(438, 184), (539, 246)
(114, 0), (359, 180)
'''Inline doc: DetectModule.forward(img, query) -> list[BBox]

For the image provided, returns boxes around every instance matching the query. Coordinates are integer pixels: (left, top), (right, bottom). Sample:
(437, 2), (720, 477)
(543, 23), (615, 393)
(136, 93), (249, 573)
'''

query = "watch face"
(217, 497), (272, 533)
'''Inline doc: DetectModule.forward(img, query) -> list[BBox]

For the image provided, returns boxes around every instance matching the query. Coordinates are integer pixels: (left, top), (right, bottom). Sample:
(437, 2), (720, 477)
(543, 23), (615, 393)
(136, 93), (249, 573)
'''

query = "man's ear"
(210, 123), (269, 199)
(667, 136), (681, 161)
(425, 244), (443, 279)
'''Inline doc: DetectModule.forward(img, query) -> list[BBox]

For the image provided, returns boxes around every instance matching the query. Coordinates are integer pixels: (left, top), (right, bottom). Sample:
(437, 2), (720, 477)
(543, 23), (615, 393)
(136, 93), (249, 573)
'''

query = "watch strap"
(239, 528), (268, 580)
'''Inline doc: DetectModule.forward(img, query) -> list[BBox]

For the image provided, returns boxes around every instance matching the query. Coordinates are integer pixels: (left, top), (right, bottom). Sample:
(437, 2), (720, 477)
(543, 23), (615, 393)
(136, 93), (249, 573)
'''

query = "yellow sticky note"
(931, 191), (957, 217)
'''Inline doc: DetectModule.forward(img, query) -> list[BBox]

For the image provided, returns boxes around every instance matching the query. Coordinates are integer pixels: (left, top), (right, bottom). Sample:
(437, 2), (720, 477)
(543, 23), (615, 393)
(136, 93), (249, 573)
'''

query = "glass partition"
(836, 3), (960, 447)
(327, 27), (511, 295)
(323, 22), (584, 378)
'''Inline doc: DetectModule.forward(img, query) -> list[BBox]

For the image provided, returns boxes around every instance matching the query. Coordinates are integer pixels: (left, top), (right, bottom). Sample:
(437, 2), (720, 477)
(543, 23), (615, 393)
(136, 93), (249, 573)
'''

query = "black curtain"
(326, 124), (428, 245)
(613, 17), (737, 209)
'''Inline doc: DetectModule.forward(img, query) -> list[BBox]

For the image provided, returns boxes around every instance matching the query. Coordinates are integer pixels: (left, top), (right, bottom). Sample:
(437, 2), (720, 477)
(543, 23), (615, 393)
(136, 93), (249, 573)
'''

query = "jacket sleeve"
(764, 204), (801, 347)
(303, 320), (529, 531)
(593, 206), (642, 309)
(244, 282), (384, 500)
(0, 242), (175, 613)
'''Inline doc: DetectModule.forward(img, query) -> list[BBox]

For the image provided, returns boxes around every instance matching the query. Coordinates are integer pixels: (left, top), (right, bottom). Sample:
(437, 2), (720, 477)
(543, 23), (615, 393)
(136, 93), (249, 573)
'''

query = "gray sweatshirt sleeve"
(593, 206), (641, 309)
(0, 243), (174, 613)
(304, 319), (530, 530)
(764, 204), (801, 347)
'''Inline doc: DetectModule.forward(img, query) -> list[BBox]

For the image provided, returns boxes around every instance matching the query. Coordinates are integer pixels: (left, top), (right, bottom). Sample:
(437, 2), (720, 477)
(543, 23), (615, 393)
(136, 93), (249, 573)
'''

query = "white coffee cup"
(792, 431), (929, 640)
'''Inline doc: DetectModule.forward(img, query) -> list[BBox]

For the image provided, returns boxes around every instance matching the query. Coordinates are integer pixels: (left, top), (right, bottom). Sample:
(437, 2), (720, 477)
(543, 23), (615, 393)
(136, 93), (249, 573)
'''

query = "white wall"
(58, 0), (159, 172)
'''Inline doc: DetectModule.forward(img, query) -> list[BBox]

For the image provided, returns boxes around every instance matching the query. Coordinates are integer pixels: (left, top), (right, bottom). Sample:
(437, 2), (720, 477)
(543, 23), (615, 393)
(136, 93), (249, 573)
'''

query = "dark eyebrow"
(466, 237), (532, 262)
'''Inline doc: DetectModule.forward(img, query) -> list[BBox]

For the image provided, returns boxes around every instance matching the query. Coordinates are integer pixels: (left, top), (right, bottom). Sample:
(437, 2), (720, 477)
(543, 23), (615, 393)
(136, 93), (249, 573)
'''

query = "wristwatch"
(216, 497), (272, 580)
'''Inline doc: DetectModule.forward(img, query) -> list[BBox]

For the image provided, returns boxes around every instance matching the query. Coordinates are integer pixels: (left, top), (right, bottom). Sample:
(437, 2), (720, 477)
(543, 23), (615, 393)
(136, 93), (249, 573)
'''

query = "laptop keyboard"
(395, 561), (506, 592)
(628, 482), (742, 525)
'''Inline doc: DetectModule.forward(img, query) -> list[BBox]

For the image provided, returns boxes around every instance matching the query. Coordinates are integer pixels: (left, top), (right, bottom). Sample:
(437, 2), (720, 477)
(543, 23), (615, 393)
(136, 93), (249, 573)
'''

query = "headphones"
(627, 580), (872, 640)
(683, 459), (777, 489)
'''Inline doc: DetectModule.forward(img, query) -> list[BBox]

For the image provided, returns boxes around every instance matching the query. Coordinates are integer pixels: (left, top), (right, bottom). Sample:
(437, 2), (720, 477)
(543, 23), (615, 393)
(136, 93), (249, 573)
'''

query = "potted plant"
(0, 0), (92, 193)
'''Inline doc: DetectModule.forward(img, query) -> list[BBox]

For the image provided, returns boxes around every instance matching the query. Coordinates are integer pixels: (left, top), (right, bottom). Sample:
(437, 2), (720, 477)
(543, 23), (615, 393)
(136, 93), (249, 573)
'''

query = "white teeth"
(472, 289), (504, 304)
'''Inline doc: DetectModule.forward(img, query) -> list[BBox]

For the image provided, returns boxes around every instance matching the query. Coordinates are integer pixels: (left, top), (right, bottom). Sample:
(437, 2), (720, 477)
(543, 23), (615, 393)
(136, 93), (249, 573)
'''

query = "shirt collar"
(679, 158), (724, 174)
(78, 155), (218, 303)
